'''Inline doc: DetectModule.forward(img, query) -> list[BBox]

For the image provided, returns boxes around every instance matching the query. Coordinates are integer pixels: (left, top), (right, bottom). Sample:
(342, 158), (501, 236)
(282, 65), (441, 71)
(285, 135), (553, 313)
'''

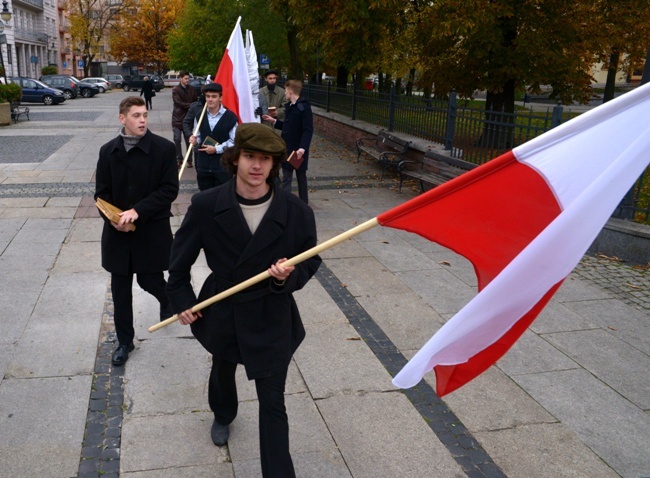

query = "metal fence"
(303, 82), (649, 224)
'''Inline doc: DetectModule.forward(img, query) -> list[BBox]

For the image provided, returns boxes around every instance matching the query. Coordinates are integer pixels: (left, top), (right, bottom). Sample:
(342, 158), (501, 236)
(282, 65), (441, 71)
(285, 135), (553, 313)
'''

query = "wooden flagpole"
(148, 217), (380, 332)
(178, 100), (209, 180)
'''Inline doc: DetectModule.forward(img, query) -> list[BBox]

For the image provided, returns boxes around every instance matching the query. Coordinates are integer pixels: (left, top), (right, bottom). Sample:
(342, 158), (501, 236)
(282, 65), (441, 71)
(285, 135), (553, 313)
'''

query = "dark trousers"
(209, 357), (295, 478)
(197, 170), (231, 191)
(172, 126), (190, 162)
(144, 96), (152, 110)
(111, 271), (168, 346)
(281, 165), (308, 204)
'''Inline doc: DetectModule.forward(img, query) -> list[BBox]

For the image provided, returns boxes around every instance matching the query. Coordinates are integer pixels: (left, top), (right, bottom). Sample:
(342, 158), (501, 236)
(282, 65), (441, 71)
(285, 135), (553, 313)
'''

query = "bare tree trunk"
(286, 24), (302, 80)
(603, 48), (620, 103)
(480, 78), (516, 149)
(406, 68), (416, 96)
(336, 65), (348, 91)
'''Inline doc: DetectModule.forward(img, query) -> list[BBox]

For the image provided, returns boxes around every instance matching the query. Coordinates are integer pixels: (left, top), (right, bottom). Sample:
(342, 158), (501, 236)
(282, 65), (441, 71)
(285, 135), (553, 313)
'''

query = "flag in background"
(383, 82), (650, 396)
(215, 17), (255, 123)
(245, 29), (260, 123)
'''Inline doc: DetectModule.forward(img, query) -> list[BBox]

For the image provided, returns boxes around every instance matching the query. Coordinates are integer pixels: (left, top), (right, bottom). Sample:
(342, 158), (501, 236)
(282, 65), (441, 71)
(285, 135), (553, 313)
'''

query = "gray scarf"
(119, 127), (146, 152)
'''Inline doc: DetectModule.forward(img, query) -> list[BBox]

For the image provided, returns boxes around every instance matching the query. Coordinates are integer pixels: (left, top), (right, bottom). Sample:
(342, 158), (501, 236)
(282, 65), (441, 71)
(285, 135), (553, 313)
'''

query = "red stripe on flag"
(215, 49), (241, 121)
(377, 151), (561, 290)
(433, 281), (562, 396)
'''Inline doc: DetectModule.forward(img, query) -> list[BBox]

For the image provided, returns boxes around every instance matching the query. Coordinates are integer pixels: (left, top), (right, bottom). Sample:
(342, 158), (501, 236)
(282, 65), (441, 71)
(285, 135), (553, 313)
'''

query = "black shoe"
(112, 343), (135, 366)
(210, 420), (229, 446)
(160, 301), (173, 322)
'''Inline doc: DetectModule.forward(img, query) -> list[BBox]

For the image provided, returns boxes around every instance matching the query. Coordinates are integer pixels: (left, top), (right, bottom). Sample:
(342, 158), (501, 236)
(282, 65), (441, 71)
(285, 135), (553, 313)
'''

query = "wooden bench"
(398, 150), (477, 192)
(356, 129), (412, 178)
(11, 103), (30, 123)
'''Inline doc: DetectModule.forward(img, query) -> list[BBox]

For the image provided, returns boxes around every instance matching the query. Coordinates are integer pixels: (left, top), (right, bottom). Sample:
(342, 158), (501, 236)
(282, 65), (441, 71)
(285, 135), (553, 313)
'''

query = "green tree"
(594, 0), (650, 102)
(168, 0), (288, 77)
(110, 0), (185, 75)
(65, 0), (131, 77)
(272, 0), (403, 86)
(414, 0), (603, 112)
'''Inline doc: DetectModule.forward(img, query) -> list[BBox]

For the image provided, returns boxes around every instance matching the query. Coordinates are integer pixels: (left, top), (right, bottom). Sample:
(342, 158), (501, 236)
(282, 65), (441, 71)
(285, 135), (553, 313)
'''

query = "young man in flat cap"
(188, 82), (238, 190)
(166, 123), (321, 477)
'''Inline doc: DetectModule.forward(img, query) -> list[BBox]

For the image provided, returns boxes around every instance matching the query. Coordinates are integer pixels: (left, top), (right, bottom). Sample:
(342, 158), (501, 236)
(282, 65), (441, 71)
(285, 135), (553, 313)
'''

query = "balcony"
(13, 0), (44, 11)
(14, 28), (44, 42)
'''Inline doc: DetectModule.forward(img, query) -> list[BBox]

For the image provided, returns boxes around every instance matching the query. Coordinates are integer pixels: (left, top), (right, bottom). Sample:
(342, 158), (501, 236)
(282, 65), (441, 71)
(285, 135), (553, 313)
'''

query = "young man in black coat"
(262, 79), (313, 204)
(95, 96), (179, 366)
(166, 123), (321, 477)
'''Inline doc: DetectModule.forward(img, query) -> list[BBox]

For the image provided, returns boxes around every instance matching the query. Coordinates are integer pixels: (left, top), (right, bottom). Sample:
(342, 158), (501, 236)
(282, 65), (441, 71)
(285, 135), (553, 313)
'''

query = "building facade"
(1, 0), (58, 79)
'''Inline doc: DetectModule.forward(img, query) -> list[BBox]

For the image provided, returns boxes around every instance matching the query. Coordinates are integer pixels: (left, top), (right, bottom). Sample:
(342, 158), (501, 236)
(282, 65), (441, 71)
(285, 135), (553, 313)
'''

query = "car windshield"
(34, 79), (50, 88)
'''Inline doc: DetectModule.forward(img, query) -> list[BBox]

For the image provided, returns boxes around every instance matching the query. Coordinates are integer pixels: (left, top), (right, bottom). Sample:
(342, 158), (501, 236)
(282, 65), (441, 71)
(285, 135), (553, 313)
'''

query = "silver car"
(104, 74), (124, 89)
(84, 77), (112, 93)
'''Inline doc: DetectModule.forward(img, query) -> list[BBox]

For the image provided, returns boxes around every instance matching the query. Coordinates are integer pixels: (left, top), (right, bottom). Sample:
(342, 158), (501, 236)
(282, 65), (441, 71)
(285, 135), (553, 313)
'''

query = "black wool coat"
(95, 129), (179, 275)
(166, 179), (321, 379)
(275, 97), (313, 172)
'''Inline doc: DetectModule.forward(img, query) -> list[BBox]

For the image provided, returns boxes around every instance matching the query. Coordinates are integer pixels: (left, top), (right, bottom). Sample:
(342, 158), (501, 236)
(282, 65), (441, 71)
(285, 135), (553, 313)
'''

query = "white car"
(83, 77), (112, 93)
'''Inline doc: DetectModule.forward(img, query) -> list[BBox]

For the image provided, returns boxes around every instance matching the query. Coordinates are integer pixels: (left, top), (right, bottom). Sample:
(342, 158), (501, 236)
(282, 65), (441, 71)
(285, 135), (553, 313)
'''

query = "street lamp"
(1, 0), (11, 22)
(0, 0), (12, 85)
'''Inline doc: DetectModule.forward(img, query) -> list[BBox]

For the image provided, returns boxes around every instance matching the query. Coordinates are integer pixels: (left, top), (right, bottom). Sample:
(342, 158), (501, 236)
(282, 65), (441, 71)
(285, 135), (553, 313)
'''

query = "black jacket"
(140, 80), (154, 99)
(274, 97), (313, 171)
(166, 179), (321, 378)
(95, 129), (179, 275)
(183, 95), (206, 138)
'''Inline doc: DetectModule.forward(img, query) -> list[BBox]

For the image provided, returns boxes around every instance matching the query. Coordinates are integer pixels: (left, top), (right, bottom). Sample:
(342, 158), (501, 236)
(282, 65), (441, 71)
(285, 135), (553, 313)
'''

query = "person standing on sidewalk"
(188, 82), (238, 191)
(263, 79), (313, 204)
(182, 92), (205, 171)
(259, 69), (285, 127)
(166, 123), (321, 477)
(140, 76), (154, 110)
(172, 71), (198, 168)
(95, 96), (179, 366)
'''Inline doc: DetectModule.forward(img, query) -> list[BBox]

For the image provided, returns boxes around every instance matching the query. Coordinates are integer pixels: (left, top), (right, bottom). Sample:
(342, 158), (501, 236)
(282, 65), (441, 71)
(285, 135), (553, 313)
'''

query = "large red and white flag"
(215, 17), (256, 123)
(382, 83), (650, 396)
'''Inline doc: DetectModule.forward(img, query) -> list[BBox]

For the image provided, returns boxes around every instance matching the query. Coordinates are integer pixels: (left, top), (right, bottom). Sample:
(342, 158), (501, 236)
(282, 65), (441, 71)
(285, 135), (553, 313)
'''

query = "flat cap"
(202, 82), (223, 93)
(235, 123), (286, 155)
(264, 69), (279, 77)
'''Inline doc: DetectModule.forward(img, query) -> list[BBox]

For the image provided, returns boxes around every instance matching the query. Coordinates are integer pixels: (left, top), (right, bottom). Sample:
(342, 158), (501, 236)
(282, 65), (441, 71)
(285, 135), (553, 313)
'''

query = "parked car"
(162, 72), (181, 88)
(122, 74), (164, 92)
(72, 78), (100, 97)
(188, 76), (206, 90)
(8, 77), (66, 105)
(39, 75), (78, 99)
(83, 77), (112, 93)
(105, 74), (125, 89)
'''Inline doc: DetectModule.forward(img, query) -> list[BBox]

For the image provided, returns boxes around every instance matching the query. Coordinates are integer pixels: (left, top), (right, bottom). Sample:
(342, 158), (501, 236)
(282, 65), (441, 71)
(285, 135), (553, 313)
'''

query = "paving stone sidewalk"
(0, 91), (647, 478)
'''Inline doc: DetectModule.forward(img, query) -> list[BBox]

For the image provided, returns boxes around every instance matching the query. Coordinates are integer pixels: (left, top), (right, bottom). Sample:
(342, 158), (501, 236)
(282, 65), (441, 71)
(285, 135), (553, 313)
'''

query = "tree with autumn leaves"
(69, 0), (649, 112)
(65, 0), (132, 78)
(109, 0), (185, 75)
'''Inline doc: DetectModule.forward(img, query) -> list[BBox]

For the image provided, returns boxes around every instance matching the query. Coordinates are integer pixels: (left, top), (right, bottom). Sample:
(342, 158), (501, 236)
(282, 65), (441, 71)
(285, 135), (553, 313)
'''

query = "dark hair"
(119, 96), (145, 115)
(285, 79), (303, 96)
(179, 70), (189, 78)
(221, 145), (286, 183)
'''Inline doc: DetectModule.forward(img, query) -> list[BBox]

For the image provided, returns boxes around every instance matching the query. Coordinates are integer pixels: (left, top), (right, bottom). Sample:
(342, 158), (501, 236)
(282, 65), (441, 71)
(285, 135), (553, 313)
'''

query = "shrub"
(41, 65), (58, 76)
(0, 83), (23, 104)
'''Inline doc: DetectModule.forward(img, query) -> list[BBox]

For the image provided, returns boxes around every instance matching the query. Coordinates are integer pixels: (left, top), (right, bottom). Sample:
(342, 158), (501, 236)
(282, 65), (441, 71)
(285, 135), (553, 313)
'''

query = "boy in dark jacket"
(95, 96), (179, 366)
